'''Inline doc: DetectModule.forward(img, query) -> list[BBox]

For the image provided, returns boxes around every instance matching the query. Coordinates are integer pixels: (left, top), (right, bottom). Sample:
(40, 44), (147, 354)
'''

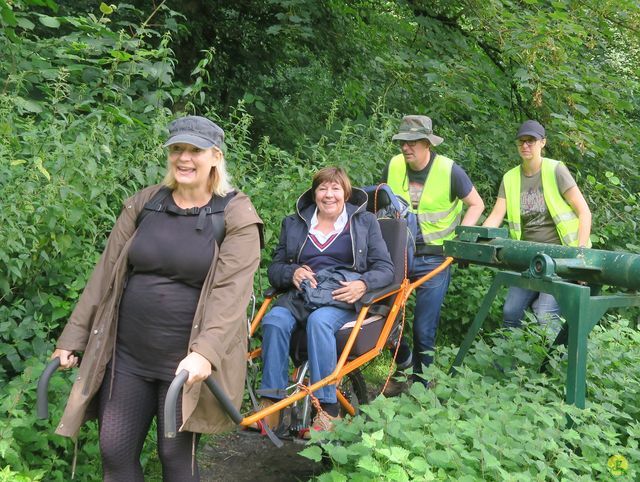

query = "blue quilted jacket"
(267, 187), (394, 292)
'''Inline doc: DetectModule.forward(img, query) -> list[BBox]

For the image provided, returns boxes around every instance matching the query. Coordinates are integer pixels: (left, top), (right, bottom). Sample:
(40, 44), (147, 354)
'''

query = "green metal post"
(445, 226), (640, 409)
(451, 274), (503, 370)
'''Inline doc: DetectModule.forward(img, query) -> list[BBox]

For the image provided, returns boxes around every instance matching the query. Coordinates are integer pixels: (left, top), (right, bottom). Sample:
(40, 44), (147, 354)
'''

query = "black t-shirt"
(116, 195), (215, 380)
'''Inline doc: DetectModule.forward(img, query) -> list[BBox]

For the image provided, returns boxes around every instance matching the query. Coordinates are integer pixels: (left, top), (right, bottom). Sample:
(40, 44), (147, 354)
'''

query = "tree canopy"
(1, 0), (639, 479)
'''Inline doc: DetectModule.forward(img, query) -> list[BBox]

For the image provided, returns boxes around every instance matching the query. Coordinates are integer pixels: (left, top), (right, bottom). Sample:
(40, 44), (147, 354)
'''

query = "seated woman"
(259, 166), (394, 436)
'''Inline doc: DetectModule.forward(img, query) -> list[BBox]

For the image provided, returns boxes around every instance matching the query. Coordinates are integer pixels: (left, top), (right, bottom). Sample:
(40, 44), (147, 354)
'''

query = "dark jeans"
(393, 254), (451, 385)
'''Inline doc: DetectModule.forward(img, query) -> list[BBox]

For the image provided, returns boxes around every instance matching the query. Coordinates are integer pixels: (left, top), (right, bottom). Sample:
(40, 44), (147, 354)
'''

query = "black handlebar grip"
(164, 370), (244, 438)
(203, 376), (243, 424)
(37, 358), (61, 419)
(164, 369), (189, 438)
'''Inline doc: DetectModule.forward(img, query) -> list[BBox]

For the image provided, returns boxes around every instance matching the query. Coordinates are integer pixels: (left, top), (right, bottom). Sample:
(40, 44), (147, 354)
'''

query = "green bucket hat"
(392, 115), (444, 146)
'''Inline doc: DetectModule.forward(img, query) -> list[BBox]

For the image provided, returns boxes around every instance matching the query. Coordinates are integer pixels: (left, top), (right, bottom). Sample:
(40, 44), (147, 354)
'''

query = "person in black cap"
(49, 115), (263, 481)
(382, 115), (485, 395)
(483, 119), (592, 330)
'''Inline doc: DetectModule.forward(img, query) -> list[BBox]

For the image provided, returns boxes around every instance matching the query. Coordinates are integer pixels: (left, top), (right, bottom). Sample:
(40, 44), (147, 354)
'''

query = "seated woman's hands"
(176, 351), (212, 386)
(332, 280), (367, 304)
(293, 265), (317, 290)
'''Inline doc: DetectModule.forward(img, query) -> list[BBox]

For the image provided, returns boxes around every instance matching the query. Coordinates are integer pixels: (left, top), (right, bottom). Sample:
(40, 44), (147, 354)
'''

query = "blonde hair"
(162, 147), (234, 196)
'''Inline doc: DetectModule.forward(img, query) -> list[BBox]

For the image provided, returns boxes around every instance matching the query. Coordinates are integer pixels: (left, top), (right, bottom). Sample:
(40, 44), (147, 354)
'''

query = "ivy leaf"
(19, 99), (43, 113)
(317, 472), (347, 482)
(386, 464), (409, 481)
(16, 16), (35, 30)
(357, 455), (382, 475)
(481, 448), (500, 469)
(327, 444), (350, 464)
(574, 104), (589, 115)
(426, 450), (451, 468)
(99, 3), (114, 15)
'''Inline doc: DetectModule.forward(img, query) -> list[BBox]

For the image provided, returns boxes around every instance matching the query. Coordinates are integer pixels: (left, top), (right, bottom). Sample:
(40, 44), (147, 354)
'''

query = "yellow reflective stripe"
(387, 154), (462, 246)
(503, 166), (522, 240)
(422, 213), (462, 243)
(416, 202), (459, 222)
(541, 158), (582, 246)
(562, 231), (578, 245)
(552, 211), (578, 224)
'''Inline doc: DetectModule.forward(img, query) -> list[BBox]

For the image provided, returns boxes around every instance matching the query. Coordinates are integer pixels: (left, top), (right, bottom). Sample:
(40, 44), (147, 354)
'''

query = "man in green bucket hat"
(382, 115), (485, 394)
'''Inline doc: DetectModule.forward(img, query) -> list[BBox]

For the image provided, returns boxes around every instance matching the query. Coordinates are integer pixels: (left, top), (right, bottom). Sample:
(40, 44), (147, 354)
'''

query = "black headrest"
(378, 218), (408, 284)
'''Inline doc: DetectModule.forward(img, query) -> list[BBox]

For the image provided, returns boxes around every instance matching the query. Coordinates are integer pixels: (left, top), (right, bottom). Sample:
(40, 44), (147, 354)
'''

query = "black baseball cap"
(516, 120), (545, 139)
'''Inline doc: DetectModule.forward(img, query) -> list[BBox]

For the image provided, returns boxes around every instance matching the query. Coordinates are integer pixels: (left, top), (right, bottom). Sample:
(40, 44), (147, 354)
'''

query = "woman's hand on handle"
(52, 349), (78, 369)
(176, 351), (212, 386)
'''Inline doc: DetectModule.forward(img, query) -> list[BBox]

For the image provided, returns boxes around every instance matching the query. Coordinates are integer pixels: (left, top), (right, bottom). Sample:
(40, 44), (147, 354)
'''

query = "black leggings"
(98, 369), (200, 482)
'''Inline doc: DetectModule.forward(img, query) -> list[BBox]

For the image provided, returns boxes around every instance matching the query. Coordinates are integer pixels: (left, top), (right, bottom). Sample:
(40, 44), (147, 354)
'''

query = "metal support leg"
(450, 274), (504, 372)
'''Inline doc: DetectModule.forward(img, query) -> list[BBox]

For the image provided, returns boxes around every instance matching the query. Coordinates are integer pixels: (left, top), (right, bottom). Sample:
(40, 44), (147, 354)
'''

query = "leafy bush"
(0, 3), (177, 478)
(1, 358), (100, 481)
(2, 1), (639, 479)
(303, 320), (640, 480)
(0, 1), (175, 379)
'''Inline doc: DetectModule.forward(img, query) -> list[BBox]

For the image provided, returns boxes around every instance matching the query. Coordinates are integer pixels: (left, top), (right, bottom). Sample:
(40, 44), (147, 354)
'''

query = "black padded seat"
(335, 217), (408, 357)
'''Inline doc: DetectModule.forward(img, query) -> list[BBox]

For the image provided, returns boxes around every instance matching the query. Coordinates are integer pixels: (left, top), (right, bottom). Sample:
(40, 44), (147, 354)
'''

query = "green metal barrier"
(445, 226), (640, 408)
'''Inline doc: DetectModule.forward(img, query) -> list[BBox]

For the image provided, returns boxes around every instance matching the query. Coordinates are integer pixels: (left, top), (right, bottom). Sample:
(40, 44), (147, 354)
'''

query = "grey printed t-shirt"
(498, 163), (576, 244)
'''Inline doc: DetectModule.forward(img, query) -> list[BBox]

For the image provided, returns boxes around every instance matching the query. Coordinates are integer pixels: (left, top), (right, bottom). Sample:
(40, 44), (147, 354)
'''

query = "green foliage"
(439, 265), (505, 347)
(2, 0), (640, 479)
(304, 320), (640, 480)
(0, 1), (176, 379)
(0, 359), (100, 480)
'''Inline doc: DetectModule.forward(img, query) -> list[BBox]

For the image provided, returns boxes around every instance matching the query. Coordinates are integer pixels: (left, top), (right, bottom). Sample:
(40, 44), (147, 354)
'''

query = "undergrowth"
(302, 318), (640, 481)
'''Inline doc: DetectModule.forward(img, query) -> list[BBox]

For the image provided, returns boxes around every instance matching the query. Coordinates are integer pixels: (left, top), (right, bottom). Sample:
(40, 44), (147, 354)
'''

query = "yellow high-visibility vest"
(387, 153), (462, 246)
(503, 157), (587, 247)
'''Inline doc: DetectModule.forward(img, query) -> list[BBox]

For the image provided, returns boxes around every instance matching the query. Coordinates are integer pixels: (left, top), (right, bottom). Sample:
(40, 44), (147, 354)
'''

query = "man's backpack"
(136, 186), (237, 247)
(362, 184), (418, 273)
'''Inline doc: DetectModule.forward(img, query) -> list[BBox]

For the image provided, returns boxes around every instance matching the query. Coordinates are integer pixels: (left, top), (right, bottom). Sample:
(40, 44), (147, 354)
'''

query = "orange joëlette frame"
(240, 257), (454, 428)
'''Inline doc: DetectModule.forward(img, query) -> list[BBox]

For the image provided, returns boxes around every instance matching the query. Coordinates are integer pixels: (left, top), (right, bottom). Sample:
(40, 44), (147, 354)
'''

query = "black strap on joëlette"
(137, 186), (237, 246)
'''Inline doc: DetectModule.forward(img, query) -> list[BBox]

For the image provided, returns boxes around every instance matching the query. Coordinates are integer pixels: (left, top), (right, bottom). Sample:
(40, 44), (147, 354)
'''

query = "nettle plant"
(303, 319), (640, 481)
(0, 1), (177, 378)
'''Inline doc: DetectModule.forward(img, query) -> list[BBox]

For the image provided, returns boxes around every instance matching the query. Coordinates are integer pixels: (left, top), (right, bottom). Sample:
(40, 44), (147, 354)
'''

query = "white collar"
(309, 207), (348, 243)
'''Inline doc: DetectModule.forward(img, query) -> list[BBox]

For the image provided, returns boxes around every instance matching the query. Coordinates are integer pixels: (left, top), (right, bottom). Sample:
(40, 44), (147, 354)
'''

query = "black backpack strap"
(209, 190), (237, 247)
(136, 186), (172, 228)
(136, 187), (237, 247)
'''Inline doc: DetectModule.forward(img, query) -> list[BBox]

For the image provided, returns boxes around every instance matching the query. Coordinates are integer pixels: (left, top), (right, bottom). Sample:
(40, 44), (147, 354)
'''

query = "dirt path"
(196, 381), (385, 481)
(198, 430), (325, 481)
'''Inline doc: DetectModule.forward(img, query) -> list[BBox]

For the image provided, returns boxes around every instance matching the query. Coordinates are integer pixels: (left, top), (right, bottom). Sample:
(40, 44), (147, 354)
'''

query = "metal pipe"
(444, 227), (640, 290)
(494, 239), (640, 289)
(37, 357), (61, 419)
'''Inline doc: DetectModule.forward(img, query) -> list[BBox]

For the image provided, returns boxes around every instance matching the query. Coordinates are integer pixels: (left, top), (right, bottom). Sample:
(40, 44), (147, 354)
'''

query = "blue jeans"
(503, 286), (561, 333)
(405, 255), (451, 381)
(260, 305), (355, 404)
